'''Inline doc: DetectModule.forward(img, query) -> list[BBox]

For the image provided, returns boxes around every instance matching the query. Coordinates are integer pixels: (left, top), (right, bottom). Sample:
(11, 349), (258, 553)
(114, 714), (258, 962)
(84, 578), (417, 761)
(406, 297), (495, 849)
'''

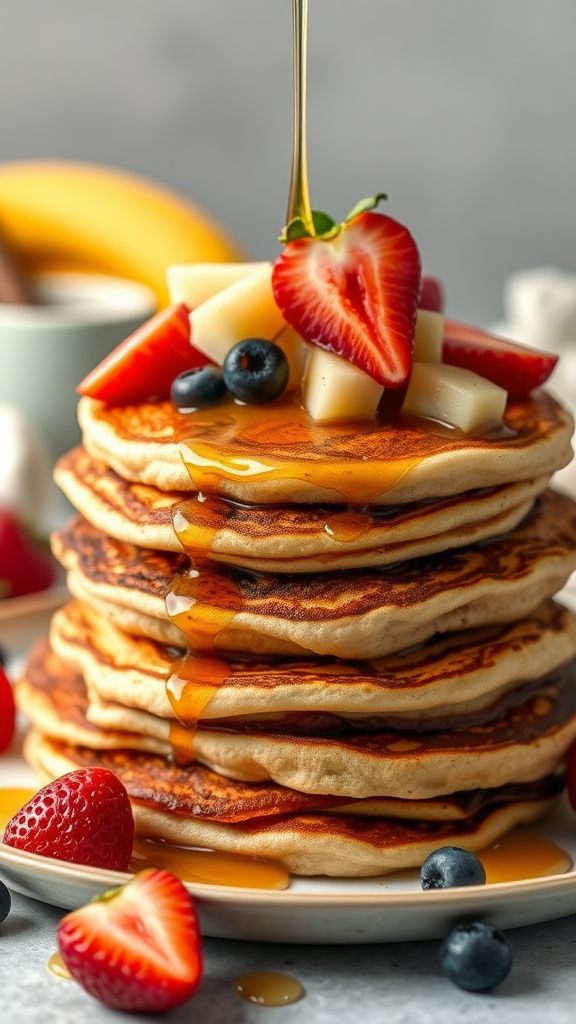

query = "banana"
(0, 161), (245, 307)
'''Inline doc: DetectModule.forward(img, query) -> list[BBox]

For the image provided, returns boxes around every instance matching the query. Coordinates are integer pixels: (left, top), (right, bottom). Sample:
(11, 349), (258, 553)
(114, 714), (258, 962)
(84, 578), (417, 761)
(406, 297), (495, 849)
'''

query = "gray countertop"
(2, 888), (576, 1024)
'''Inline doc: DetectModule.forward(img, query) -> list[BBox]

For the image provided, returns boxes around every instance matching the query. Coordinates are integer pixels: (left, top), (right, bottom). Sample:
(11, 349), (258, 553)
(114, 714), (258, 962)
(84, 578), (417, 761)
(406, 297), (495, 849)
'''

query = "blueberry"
(171, 366), (226, 411)
(440, 921), (513, 992)
(0, 880), (11, 926)
(420, 847), (486, 890)
(223, 339), (289, 404)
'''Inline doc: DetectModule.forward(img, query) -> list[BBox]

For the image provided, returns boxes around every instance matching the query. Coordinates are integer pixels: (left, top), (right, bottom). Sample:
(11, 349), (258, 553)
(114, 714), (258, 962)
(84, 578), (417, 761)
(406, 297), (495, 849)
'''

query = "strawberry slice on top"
(272, 195), (421, 388)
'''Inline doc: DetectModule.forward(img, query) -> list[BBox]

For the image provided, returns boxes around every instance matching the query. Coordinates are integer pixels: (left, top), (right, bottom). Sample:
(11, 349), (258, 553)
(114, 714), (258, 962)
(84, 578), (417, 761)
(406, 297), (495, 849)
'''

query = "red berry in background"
(3, 768), (134, 870)
(567, 741), (576, 813)
(0, 666), (16, 754)
(58, 869), (203, 1013)
(0, 510), (55, 599)
(419, 274), (445, 313)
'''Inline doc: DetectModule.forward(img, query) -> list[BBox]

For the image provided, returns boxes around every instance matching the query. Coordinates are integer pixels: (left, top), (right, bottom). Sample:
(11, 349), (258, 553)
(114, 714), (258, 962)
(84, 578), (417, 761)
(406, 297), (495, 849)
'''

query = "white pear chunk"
(413, 309), (443, 362)
(274, 324), (311, 389)
(303, 347), (384, 422)
(167, 262), (268, 308)
(402, 362), (507, 433)
(189, 264), (286, 365)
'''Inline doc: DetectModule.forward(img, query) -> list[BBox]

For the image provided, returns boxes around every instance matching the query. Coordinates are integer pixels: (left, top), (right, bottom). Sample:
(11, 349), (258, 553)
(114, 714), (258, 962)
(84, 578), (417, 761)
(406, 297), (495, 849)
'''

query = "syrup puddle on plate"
(130, 836), (290, 890)
(477, 829), (572, 883)
(0, 788), (37, 832)
(233, 971), (304, 1006)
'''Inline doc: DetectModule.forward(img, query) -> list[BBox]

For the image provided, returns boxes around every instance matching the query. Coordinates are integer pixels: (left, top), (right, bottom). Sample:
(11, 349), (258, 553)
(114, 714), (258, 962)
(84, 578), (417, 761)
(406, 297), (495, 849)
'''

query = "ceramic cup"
(0, 273), (156, 459)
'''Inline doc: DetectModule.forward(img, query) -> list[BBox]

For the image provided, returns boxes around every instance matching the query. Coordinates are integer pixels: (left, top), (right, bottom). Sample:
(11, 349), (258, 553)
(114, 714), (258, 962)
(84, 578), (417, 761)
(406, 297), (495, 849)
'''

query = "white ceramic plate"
(2, 586), (576, 944)
(2, 744), (576, 945)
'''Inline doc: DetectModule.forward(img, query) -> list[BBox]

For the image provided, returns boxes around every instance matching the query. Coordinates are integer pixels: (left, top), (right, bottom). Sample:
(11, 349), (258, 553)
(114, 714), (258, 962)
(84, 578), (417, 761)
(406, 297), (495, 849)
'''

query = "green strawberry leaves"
(279, 193), (388, 243)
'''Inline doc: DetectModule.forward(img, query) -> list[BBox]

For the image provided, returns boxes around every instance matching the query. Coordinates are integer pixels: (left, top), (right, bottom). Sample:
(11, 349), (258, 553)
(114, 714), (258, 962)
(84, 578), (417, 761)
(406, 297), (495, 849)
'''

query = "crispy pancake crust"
(52, 490), (576, 658)
(50, 600), (576, 727)
(26, 731), (560, 876)
(78, 390), (573, 504)
(18, 638), (576, 801)
(55, 447), (547, 572)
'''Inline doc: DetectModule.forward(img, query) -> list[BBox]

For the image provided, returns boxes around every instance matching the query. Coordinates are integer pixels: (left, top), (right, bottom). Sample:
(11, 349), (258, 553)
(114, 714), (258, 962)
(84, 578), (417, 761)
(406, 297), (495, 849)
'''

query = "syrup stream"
(287, 0), (313, 233)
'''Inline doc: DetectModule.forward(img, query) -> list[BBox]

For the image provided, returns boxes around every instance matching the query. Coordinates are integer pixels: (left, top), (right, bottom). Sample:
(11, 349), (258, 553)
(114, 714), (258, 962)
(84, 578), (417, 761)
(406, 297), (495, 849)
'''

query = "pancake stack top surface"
(17, 253), (576, 878)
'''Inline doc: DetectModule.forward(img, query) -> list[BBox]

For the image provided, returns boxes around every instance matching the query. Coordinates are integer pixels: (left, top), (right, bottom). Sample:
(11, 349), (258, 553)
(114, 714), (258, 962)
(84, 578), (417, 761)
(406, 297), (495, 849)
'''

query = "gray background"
(1, 0), (575, 325)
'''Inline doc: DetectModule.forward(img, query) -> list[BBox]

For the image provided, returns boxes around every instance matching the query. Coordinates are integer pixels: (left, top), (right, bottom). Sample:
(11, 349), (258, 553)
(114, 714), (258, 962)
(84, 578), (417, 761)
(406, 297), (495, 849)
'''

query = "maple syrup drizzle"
(46, 952), (72, 981)
(177, 394), (423, 507)
(0, 788), (37, 833)
(233, 971), (305, 1006)
(478, 830), (572, 883)
(130, 836), (289, 889)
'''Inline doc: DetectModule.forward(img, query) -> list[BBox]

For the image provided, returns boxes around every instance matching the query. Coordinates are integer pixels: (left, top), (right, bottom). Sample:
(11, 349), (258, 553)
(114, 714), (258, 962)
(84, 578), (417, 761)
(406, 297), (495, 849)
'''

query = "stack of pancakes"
(16, 386), (576, 876)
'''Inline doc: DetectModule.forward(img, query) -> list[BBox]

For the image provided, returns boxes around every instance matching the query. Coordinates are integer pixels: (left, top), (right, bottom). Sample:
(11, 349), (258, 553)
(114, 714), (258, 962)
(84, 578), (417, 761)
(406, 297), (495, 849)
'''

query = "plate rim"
(1, 838), (575, 907)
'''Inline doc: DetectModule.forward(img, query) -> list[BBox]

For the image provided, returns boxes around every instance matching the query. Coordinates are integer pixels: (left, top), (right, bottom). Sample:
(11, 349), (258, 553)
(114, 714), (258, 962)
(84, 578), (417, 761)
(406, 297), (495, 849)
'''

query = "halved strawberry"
(272, 197), (421, 388)
(77, 303), (212, 406)
(0, 666), (15, 755)
(442, 320), (558, 397)
(3, 767), (134, 870)
(419, 274), (445, 313)
(58, 869), (202, 1013)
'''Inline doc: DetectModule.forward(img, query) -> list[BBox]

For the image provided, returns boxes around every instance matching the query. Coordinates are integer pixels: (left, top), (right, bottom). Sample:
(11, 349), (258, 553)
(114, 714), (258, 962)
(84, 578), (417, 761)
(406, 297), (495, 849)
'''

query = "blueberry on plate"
(440, 921), (513, 992)
(171, 366), (226, 411)
(223, 339), (289, 404)
(420, 847), (486, 890)
(0, 880), (11, 926)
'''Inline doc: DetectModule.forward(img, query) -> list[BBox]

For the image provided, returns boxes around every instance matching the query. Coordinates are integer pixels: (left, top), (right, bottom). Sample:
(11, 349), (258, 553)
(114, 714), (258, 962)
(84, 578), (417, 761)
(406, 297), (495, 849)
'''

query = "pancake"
(55, 447), (547, 573)
(17, 638), (576, 801)
(50, 600), (576, 728)
(25, 731), (560, 876)
(52, 490), (576, 659)
(78, 390), (573, 504)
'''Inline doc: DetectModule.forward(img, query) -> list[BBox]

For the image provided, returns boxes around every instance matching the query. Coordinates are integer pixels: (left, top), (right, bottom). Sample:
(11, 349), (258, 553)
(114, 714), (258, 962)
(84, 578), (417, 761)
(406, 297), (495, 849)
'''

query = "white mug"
(0, 273), (156, 460)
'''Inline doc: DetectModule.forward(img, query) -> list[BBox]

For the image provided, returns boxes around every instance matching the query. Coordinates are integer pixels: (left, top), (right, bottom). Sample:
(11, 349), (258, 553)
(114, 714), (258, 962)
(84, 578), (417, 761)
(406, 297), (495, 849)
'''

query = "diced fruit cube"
(273, 324), (311, 389)
(402, 363), (507, 433)
(303, 347), (384, 422)
(413, 309), (443, 362)
(167, 262), (269, 308)
(189, 264), (286, 366)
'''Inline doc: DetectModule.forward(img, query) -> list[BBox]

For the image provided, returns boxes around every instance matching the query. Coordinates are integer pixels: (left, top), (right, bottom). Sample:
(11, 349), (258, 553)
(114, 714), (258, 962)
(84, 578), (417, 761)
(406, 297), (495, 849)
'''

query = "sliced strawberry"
(0, 511), (55, 599)
(3, 768), (134, 870)
(58, 869), (202, 1013)
(0, 666), (15, 754)
(442, 320), (558, 397)
(77, 303), (212, 405)
(272, 207), (421, 388)
(419, 274), (445, 313)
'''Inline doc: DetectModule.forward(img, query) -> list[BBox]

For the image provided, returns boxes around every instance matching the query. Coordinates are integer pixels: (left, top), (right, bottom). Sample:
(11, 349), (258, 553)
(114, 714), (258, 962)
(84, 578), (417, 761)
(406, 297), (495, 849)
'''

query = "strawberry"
(3, 768), (134, 870)
(442, 320), (558, 397)
(0, 511), (55, 599)
(58, 869), (202, 1013)
(0, 665), (15, 754)
(419, 274), (445, 313)
(567, 740), (576, 814)
(272, 195), (421, 388)
(77, 302), (212, 406)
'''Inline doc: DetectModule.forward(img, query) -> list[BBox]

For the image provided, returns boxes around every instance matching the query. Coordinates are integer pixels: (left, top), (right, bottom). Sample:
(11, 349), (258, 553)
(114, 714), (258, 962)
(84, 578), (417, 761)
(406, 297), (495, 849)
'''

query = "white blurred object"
(0, 403), (52, 527)
(495, 267), (576, 499)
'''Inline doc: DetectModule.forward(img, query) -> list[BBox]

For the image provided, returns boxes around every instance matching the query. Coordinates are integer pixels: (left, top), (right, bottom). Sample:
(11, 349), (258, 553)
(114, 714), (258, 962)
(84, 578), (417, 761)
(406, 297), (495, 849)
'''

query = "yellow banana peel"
(0, 161), (245, 307)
